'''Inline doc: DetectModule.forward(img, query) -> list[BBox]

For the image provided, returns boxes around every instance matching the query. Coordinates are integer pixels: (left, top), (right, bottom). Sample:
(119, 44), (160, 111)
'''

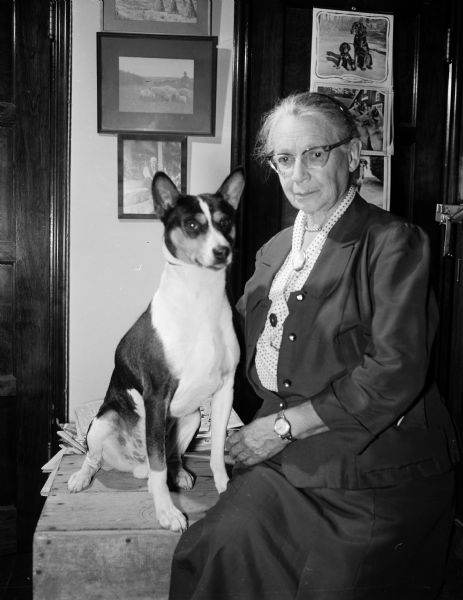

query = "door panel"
(0, 0), (70, 551)
(0, 0), (17, 523)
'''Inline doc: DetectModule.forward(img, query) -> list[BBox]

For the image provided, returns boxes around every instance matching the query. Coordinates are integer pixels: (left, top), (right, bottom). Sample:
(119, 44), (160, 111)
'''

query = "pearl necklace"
(305, 223), (322, 232)
(291, 186), (356, 271)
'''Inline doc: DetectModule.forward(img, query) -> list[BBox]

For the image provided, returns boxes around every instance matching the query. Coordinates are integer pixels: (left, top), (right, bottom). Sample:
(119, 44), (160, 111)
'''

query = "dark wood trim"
(442, 1), (462, 206)
(230, 0), (250, 301)
(231, 0), (249, 171)
(14, 0), (52, 548)
(49, 0), (71, 439)
(434, 0), (463, 402)
(12, 0), (71, 549)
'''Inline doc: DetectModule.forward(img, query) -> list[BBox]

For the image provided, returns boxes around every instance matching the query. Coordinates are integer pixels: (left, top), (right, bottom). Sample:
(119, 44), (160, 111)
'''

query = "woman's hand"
(225, 415), (288, 466)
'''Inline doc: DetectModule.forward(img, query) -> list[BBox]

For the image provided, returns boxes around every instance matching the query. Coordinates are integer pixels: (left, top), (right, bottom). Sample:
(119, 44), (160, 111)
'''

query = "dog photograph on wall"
(102, 0), (211, 36)
(118, 134), (187, 219)
(97, 32), (217, 135)
(314, 85), (390, 154)
(357, 155), (390, 211)
(311, 8), (393, 86)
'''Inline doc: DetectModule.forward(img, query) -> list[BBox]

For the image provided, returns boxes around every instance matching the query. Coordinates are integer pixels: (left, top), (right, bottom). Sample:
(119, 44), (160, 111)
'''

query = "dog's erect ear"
(152, 172), (180, 215)
(216, 167), (245, 210)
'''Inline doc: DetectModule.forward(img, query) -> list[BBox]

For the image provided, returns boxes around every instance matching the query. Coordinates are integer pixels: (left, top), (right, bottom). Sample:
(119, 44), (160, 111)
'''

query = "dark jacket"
(237, 194), (459, 489)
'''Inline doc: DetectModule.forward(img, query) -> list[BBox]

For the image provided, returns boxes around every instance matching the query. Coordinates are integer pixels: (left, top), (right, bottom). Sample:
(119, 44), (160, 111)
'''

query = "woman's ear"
(348, 138), (362, 173)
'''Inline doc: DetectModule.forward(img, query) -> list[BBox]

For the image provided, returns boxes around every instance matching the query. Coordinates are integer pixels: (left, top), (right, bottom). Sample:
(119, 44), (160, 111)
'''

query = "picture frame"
(103, 0), (211, 36)
(118, 134), (187, 219)
(311, 8), (394, 87)
(98, 33), (217, 135)
(357, 154), (390, 211)
(313, 84), (391, 154)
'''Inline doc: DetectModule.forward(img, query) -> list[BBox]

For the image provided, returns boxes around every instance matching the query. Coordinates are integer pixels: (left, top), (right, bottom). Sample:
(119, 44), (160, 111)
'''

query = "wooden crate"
(33, 453), (219, 600)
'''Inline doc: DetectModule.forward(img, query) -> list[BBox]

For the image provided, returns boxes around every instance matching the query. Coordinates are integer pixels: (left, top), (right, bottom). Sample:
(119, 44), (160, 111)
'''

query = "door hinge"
(49, 0), (56, 41)
(435, 204), (463, 257)
(445, 28), (452, 64)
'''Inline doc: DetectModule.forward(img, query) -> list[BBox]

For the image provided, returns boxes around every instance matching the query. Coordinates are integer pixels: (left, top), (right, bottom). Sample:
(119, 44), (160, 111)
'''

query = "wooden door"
(231, 0), (463, 518)
(434, 0), (463, 518)
(0, 0), (70, 551)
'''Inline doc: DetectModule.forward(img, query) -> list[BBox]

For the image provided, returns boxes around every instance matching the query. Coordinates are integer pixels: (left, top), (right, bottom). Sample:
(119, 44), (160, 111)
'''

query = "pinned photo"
(314, 86), (390, 153)
(311, 9), (393, 86)
(357, 155), (390, 211)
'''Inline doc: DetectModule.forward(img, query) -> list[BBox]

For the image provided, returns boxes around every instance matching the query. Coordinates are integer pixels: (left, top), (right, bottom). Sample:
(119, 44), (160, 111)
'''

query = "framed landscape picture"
(98, 33), (217, 135)
(103, 0), (211, 36)
(118, 134), (187, 219)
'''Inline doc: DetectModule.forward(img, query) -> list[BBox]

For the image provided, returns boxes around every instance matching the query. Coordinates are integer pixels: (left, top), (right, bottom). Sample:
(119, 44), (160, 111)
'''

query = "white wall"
(69, 0), (235, 415)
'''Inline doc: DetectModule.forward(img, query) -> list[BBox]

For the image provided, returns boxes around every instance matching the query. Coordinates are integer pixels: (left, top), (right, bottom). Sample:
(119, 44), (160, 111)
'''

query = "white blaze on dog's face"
(152, 169), (245, 269)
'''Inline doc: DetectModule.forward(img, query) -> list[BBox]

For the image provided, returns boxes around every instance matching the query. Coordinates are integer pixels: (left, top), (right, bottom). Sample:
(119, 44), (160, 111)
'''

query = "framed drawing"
(98, 33), (217, 135)
(118, 134), (187, 219)
(102, 0), (211, 36)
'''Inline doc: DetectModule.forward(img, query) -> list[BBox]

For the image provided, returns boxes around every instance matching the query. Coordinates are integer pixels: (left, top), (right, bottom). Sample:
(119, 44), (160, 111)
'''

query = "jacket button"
(288, 333), (296, 342)
(296, 293), (304, 301)
(283, 379), (291, 388)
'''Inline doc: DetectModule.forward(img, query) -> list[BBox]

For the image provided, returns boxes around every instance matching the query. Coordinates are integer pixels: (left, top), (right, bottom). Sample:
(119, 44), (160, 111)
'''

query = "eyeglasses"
(267, 136), (352, 176)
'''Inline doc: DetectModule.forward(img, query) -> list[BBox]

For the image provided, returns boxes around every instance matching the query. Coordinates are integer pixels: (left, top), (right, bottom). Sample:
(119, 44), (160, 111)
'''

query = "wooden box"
(33, 453), (219, 600)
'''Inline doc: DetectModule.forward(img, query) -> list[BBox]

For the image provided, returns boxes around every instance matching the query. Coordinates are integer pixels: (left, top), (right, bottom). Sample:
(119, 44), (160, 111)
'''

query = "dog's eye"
(184, 219), (200, 233)
(218, 217), (231, 231)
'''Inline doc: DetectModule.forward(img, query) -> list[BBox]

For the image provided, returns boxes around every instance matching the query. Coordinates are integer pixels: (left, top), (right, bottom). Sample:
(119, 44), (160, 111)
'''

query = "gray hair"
(254, 91), (360, 163)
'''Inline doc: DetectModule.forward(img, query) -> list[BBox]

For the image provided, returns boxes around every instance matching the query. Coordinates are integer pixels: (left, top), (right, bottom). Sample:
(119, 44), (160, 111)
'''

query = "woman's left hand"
(225, 415), (288, 465)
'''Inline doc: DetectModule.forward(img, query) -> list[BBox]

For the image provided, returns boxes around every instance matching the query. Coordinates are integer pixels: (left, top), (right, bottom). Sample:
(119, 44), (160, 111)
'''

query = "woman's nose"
(291, 156), (311, 183)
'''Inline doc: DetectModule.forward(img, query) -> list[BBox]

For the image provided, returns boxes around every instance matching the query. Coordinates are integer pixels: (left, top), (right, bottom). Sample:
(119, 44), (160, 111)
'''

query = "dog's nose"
(213, 246), (230, 261)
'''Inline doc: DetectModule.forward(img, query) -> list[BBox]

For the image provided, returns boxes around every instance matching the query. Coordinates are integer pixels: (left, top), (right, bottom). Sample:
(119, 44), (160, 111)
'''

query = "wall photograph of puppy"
(118, 133), (186, 219)
(311, 8), (393, 86)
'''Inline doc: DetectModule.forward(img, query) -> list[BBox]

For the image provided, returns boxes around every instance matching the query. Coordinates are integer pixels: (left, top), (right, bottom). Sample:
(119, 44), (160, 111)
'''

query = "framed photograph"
(357, 154), (390, 211)
(118, 134), (187, 219)
(311, 8), (393, 87)
(102, 0), (211, 36)
(98, 33), (217, 135)
(313, 85), (390, 154)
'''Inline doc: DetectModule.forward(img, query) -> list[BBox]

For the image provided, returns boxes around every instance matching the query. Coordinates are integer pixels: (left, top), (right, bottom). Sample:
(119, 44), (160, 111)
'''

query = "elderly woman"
(169, 92), (459, 600)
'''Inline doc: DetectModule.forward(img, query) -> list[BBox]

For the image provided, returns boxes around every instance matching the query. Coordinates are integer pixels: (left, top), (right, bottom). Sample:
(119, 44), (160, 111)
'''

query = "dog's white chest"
(151, 264), (239, 416)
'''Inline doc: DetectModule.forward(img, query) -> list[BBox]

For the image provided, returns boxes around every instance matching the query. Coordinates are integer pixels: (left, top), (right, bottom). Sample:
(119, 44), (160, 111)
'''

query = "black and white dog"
(68, 168), (245, 532)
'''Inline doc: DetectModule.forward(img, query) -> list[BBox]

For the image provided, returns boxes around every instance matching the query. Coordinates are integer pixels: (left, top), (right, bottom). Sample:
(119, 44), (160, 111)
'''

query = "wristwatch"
(274, 401), (294, 441)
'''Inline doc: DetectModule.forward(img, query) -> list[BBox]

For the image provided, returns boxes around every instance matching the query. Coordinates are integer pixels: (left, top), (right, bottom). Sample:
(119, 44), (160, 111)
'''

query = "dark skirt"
(169, 461), (454, 600)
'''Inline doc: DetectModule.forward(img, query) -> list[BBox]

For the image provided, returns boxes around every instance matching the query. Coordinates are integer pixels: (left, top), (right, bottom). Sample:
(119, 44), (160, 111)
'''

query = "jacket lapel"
(302, 194), (370, 298)
(244, 195), (371, 369)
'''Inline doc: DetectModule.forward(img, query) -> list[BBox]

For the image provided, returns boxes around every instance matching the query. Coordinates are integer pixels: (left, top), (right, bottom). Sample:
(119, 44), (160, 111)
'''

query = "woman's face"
(269, 113), (361, 217)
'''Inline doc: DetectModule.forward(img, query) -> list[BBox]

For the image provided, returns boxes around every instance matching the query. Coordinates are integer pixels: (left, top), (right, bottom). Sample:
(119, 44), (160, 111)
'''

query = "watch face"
(274, 417), (290, 436)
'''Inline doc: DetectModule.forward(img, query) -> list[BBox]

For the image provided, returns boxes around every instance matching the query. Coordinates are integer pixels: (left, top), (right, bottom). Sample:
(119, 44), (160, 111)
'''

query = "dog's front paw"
(68, 469), (93, 493)
(213, 472), (229, 495)
(157, 504), (188, 533)
(174, 466), (195, 490)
